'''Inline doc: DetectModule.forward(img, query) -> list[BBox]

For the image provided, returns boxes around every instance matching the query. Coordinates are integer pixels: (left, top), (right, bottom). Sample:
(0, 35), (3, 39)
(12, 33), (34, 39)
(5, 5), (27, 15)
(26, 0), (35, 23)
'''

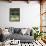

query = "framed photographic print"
(9, 8), (20, 22)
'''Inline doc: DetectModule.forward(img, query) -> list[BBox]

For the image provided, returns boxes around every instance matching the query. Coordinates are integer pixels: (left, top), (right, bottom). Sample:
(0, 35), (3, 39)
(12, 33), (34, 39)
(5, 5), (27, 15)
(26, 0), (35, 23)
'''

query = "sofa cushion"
(8, 33), (34, 43)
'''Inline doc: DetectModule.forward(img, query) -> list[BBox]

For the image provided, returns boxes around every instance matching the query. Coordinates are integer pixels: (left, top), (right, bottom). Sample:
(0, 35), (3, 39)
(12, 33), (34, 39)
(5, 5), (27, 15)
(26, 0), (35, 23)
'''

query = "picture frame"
(9, 8), (20, 22)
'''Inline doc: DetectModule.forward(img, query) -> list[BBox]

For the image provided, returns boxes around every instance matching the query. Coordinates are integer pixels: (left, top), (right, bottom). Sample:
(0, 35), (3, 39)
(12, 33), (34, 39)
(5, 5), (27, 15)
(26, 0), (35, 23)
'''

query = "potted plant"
(32, 27), (38, 40)
(32, 27), (42, 40)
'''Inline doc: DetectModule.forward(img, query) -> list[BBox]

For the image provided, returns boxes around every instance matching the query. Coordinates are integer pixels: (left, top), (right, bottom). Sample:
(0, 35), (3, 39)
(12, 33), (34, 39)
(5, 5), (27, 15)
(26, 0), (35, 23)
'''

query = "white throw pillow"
(21, 28), (27, 35)
(3, 29), (10, 36)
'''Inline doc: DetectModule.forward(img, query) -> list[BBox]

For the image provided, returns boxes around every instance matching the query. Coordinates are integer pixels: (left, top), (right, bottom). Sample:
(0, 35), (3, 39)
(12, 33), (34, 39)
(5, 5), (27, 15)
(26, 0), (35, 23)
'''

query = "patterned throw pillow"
(14, 28), (21, 33)
(8, 27), (14, 34)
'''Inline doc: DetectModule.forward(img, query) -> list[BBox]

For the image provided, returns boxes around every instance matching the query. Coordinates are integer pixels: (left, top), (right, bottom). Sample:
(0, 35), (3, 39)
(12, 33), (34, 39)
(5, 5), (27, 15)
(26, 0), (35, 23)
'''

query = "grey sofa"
(3, 27), (34, 43)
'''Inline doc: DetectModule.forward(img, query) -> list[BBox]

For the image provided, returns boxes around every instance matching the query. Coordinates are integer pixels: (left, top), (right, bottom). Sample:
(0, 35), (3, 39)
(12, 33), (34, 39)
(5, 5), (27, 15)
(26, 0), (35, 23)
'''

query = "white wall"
(0, 1), (40, 28)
